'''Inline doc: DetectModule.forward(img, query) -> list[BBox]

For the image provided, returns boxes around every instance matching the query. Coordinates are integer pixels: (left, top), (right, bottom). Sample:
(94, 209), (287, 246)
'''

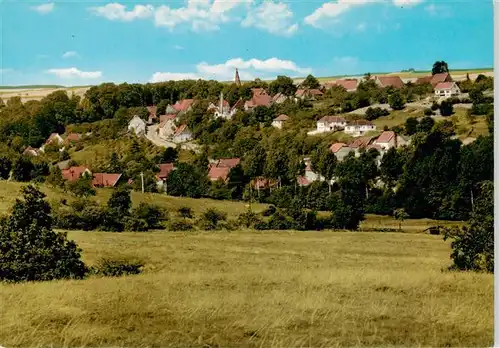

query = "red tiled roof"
(157, 163), (175, 179)
(159, 114), (177, 123)
(61, 166), (90, 182)
(309, 89), (324, 96)
(231, 98), (245, 111)
(416, 76), (433, 85)
(274, 114), (289, 121)
(208, 166), (231, 182)
(295, 89), (307, 97)
(318, 116), (346, 124)
(147, 105), (157, 116)
(174, 124), (188, 136)
(330, 142), (346, 153)
(431, 73), (452, 86)
(366, 144), (383, 151)
(246, 89), (272, 108)
(347, 119), (374, 126)
(434, 82), (455, 90)
(92, 173), (122, 188)
(375, 131), (395, 143)
(173, 99), (195, 112)
(297, 176), (311, 186)
(335, 79), (359, 91)
(349, 137), (373, 149)
(216, 158), (240, 169)
(376, 76), (404, 88)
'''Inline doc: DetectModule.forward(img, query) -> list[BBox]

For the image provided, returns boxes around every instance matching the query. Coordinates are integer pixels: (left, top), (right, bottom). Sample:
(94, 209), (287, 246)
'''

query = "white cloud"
(424, 3), (452, 17)
(31, 3), (55, 14)
(242, 1), (298, 36)
(305, 0), (424, 28)
(46, 67), (102, 79)
(150, 57), (312, 83)
(356, 22), (366, 31)
(173, 45), (184, 50)
(62, 51), (79, 59)
(89, 3), (154, 21)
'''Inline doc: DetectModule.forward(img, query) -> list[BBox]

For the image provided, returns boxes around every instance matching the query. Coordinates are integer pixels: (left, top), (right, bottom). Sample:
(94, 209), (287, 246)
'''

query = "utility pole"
(140, 172), (144, 194)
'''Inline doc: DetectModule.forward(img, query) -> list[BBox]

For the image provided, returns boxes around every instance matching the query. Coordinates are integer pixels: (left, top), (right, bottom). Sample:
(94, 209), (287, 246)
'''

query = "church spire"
(234, 68), (241, 86)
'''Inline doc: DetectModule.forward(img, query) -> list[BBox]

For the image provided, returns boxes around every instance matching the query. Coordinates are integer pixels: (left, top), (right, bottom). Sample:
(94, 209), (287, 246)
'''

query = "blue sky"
(0, 0), (494, 86)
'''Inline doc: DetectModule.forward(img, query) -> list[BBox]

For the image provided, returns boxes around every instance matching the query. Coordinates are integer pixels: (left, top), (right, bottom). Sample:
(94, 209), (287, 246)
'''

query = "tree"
(166, 162), (209, 198)
(388, 91), (406, 110)
(46, 166), (66, 189)
(67, 173), (96, 197)
(393, 208), (409, 231)
(432, 61), (449, 75)
(380, 147), (405, 186)
(157, 147), (178, 164)
(417, 116), (435, 133)
(444, 181), (493, 272)
(0, 156), (12, 180)
(405, 117), (419, 135)
(12, 157), (35, 182)
(107, 187), (132, 216)
(0, 185), (88, 282)
(311, 146), (338, 194)
(107, 152), (123, 173)
(301, 74), (320, 89)
(439, 100), (454, 116)
(268, 75), (297, 97)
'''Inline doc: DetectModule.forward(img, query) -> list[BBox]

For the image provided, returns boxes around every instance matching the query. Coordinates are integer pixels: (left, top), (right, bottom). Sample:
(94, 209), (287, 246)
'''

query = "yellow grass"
(0, 230), (492, 347)
(451, 108), (489, 140)
(372, 109), (423, 130)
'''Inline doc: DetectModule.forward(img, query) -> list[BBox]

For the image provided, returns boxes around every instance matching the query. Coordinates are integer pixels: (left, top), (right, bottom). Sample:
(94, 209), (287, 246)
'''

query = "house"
(373, 131), (397, 150)
(297, 175), (312, 187)
(344, 120), (376, 137)
(147, 106), (157, 124)
(415, 76), (433, 85)
(172, 124), (193, 143)
(209, 92), (237, 120)
(316, 116), (347, 133)
(55, 159), (71, 170)
(208, 166), (231, 182)
(92, 173), (122, 188)
(23, 146), (41, 157)
(374, 76), (405, 89)
(295, 89), (324, 101)
(156, 163), (175, 191)
(434, 82), (461, 98)
(330, 142), (352, 161)
(173, 99), (195, 114)
(213, 158), (240, 169)
(244, 88), (272, 110)
(272, 114), (289, 129)
(158, 115), (177, 138)
(272, 93), (289, 104)
(128, 115), (147, 136)
(165, 104), (178, 114)
(61, 166), (92, 182)
(251, 177), (278, 191)
(334, 79), (359, 92)
(45, 133), (64, 146)
(416, 73), (453, 87)
(64, 133), (82, 144)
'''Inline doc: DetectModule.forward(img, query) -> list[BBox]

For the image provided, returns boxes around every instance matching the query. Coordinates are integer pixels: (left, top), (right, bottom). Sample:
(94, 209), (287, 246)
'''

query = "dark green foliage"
(0, 185), (88, 282)
(262, 205), (277, 216)
(439, 100), (454, 116)
(92, 258), (143, 277)
(417, 116), (435, 133)
(388, 91), (405, 110)
(124, 216), (149, 232)
(404, 117), (419, 135)
(237, 209), (263, 228)
(208, 179), (232, 200)
(365, 107), (390, 121)
(12, 157), (35, 182)
(431, 101), (439, 111)
(268, 75), (297, 96)
(67, 173), (96, 197)
(301, 74), (320, 89)
(444, 181), (493, 272)
(107, 187), (132, 216)
(471, 103), (493, 116)
(131, 202), (164, 230)
(156, 147), (178, 164)
(380, 147), (405, 185)
(432, 61), (449, 75)
(166, 162), (209, 198)
(267, 211), (295, 230)
(198, 208), (227, 230)
(0, 156), (12, 179)
(423, 108), (434, 116)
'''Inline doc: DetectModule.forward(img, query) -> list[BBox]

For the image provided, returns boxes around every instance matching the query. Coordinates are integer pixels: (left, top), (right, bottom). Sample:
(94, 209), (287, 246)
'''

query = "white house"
(344, 120), (376, 137)
(434, 82), (461, 98)
(272, 93), (289, 104)
(172, 124), (193, 143)
(316, 116), (347, 133)
(373, 131), (397, 150)
(209, 92), (237, 120)
(158, 115), (177, 138)
(128, 115), (147, 136)
(272, 114), (289, 129)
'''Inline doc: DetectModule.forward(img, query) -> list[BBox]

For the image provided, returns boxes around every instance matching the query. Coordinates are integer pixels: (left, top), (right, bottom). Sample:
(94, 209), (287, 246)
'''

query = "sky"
(0, 0), (494, 86)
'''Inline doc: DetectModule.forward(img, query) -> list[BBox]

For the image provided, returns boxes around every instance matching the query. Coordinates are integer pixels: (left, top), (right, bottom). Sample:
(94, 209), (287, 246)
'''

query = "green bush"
(237, 209), (263, 228)
(267, 211), (295, 230)
(439, 100), (454, 116)
(431, 101), (439, 111)
(124, 216), (149, 232)
(178, 206), (194, 219)
(167, 219), (194, 231)
(132, 202), (164, 229)
(423, 108), (434, 116)
(0, 185), (88, 282)
(262, 205), (277, 216)
(92, 257), (143, 277)
(198, 208), (227, 230)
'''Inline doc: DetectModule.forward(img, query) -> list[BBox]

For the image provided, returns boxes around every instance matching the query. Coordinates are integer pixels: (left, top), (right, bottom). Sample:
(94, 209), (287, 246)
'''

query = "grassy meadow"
(0, 230), (493, 347)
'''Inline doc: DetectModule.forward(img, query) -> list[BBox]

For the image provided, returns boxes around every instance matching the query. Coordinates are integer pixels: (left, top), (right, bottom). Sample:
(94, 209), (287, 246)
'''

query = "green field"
(0, 230), (492, 347)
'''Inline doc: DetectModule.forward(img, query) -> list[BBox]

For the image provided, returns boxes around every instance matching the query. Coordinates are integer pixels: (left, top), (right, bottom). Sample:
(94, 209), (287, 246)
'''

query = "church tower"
(234, 68), (241, 86)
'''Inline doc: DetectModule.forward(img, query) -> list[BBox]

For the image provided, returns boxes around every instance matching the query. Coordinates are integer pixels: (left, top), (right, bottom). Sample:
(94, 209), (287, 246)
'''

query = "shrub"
(292, 210), (318, 231)
(439, 100), (454, 116)
(101, 209), (125, 232)
(430, 101), (439, 111)
(0, 185), (88, 282)
(198, 208), (227, 230)
(365, 107), (390, 121)
(262, 205), (277, 216)
(124, 216), (149, 232)
(132, 203), (164, 229)
(167, 219), (194, 231)
(92, 257), (143, 277)
(423, 108), (434, 116)
(178, 206), (193, 219)
(388, 91), (406, 110)
(237, 209), (262, 228)
(267, 211), (295, 230)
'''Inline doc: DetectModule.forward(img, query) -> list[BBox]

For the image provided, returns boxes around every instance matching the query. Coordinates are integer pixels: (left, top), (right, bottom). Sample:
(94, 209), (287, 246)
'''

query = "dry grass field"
(0, 230), (493, 347)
